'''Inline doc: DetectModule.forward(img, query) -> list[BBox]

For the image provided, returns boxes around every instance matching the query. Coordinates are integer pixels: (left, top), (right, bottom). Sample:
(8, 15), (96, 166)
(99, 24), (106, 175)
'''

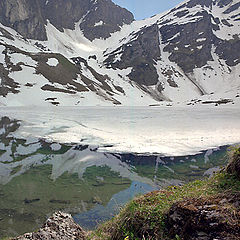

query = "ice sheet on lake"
(0, 105), (240, 156)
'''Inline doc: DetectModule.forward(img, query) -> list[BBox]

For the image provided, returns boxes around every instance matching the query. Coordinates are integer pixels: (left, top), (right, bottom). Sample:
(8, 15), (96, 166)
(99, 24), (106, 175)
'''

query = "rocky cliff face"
(0, 0), (134, 41)
(0, 0), (46, 40)
(79, 0), (134, 41)
(105, 24), (161, 86)
(104, 0), (240, 98)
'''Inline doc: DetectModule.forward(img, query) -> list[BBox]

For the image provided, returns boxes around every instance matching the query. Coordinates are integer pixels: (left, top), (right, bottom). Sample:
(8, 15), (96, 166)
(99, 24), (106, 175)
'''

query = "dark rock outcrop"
(160, 11), (217, 74)
(0, 0), (47, 41)
(0, 0), (134, 41)
(166, 194), (240, 240)
(104, 0), (240, 94)
(79, 0), (134, 41)
(105, 24), (161, 86)
(14, 211), (86, 240)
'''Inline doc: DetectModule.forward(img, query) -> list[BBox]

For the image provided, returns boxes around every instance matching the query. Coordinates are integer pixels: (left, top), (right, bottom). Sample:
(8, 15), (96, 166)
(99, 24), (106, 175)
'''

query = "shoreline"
(11, 146), (240, 240)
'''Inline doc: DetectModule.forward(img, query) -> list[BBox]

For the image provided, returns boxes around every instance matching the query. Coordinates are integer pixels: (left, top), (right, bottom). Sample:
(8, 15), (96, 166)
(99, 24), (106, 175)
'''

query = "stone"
(14, 211), (86, 240)
(165, 194), (240, 240)
(226, 148), (240, 179)
(0, 0), (134, 41)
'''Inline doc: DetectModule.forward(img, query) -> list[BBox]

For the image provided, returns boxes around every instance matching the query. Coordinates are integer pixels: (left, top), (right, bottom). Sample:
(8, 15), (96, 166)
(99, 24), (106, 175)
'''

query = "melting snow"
(46, 58), (59, 66)
(196, 38), (206, 42)
(1, 106), (240, 157)
(51, 143), (62, 151)
(94, 20), (104, 27)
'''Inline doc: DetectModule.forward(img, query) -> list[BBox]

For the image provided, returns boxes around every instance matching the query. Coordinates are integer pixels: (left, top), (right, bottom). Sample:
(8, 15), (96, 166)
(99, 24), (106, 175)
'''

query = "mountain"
(104, 0), (240, 103)
(0, 0), (134, 41)
(0, 0), (240, 106)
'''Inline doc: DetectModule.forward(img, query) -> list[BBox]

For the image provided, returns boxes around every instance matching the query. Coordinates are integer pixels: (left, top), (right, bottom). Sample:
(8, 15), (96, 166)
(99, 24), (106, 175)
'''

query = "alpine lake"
(0, 115), (230, 238)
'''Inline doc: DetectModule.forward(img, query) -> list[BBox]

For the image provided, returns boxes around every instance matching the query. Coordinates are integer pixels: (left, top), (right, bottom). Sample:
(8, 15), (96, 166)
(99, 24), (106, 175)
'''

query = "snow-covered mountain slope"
(0, 22), (159, 106)
(0, 0), (240, 106)
(104, 0), (240, 104)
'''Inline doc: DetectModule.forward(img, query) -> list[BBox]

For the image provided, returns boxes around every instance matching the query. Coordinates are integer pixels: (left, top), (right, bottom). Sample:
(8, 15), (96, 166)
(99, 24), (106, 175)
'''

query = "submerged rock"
(14, 211), (86, 240)
(24, 198), (40, 204)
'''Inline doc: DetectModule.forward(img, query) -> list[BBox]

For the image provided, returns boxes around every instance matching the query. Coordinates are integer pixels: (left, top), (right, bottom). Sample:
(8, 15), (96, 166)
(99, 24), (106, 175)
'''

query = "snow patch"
(51, 143), (62, 151)
(94, 20), (104, 27)
(196, 38), (206, 42)
(46, 58), (59, 67)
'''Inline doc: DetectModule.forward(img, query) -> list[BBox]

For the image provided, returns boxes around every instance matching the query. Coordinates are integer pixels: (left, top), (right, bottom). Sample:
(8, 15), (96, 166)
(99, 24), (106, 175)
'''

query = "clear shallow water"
(0, 107), (235, 237)
(73, 181), (156, 229)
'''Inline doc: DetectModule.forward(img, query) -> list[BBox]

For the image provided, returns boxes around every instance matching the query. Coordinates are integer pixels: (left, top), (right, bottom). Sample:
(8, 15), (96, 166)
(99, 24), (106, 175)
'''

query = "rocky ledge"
(14, 212), (86, 240)
(166, 150), (240, 240)
(166, 193), (240, 240)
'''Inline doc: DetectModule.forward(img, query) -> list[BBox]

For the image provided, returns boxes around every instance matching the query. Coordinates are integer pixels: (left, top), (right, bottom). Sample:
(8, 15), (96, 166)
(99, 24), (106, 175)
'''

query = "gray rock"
(104, 0), (240, 97)
(14, 211), (86, 240)
(0, 0), (134, 41)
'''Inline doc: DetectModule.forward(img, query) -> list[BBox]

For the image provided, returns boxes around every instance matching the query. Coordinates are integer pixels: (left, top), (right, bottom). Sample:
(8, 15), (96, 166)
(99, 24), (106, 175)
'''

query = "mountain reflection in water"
(0, 115), (229, 238)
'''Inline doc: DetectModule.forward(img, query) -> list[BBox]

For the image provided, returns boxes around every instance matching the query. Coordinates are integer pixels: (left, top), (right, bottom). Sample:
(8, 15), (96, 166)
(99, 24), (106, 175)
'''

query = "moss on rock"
(226, 147), (240, 179)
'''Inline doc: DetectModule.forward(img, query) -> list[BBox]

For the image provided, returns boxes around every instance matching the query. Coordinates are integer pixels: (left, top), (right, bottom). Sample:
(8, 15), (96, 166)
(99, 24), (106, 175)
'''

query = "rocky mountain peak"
(0, 0), (134, 41)
(104, 0), (240, 100)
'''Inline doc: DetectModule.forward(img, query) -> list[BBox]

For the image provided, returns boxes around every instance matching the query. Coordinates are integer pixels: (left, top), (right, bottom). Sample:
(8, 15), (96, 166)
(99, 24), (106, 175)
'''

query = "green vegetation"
(56, 54), (77, 73)
(0, 165), (130, 239)
(89, 147), (240, 240)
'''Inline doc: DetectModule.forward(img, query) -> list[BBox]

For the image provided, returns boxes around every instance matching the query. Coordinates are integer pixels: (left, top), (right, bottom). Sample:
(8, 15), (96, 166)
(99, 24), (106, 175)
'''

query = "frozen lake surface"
(1, 105), (240, 156)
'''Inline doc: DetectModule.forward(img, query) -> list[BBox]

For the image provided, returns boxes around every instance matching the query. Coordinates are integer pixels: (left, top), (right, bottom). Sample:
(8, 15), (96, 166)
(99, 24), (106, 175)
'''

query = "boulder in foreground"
(14, 211), (86, 240)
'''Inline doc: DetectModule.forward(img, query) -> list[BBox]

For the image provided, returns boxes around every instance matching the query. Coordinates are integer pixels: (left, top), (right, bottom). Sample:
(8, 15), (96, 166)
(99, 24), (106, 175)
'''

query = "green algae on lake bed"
(0, 165), (130, 238)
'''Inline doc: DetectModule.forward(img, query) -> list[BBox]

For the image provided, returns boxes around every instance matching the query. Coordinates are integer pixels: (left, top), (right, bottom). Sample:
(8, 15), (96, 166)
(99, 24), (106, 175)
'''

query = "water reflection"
(0, 116), (228, 238)
(73, 181), (156, 229)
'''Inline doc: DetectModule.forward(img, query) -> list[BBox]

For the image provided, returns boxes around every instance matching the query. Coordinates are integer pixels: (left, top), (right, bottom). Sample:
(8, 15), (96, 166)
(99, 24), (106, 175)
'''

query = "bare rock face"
(165, 194), (240, 240)
(14, 211), (86, 240)
(79, 0), (134, 41)
(104, 0), (240, 95)
(0, 0), (47, 40)
(105, 24), (161, 86)
(0, 0), (134, 41)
